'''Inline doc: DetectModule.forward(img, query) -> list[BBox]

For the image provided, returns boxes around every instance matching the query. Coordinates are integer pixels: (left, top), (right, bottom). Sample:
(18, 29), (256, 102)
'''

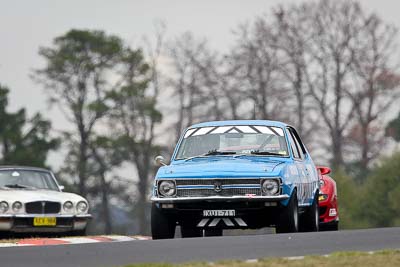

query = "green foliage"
(386, 112), (400, 142)
(0, 84), (59, 168)
(332, 169), (366, 229)
(36, 28), (161, 234)
(35, 29), (129, 198)
(357, 152), (400, 227)
(334, 152), (400, 229)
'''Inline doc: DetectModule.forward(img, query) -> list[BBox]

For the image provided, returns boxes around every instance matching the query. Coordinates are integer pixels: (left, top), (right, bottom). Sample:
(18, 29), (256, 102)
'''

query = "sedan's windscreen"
(0, 170), (59, 191)
(176, 125), (288, 159)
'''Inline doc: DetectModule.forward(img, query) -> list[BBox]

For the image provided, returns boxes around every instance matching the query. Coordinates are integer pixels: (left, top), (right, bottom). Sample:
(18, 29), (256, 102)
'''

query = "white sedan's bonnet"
(0, 189), (87, 204)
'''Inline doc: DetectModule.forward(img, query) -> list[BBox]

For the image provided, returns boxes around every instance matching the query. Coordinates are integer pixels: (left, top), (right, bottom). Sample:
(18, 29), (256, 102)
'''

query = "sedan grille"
(175, 179), (260, 186)
(175, 178), (262, 197)
(25, 201), (61, 214)
(177, 188), (261, 197)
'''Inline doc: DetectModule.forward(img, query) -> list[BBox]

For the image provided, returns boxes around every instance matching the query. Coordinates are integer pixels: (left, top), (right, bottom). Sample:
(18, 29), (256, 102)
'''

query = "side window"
(287, 129), (301, 159)
(289, 128), (307, 156)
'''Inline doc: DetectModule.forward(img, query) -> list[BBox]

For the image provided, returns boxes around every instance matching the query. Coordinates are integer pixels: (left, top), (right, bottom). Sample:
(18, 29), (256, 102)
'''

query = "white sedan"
(0, 166), (91, 236)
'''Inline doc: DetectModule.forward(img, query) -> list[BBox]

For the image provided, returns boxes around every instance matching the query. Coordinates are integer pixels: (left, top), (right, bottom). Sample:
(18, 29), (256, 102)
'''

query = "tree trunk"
(78, 134), (88, 197)
(360, 123), (369, 171)
(100, 171), (112, 234)
(135, 151), (151, 235)
(331, 129), (344, 170)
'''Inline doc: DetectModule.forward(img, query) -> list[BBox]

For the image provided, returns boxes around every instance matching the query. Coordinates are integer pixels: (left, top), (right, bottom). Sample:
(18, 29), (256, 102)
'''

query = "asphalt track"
(1, 227), (400, 267)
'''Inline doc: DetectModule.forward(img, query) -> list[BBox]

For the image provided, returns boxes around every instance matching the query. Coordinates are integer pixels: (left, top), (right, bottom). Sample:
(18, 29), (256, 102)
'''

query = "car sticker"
(183, 125), (285, 138)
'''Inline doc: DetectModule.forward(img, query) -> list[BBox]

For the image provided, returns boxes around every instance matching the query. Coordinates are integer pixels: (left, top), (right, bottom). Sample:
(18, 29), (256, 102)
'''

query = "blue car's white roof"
(189, 120), (289, 129)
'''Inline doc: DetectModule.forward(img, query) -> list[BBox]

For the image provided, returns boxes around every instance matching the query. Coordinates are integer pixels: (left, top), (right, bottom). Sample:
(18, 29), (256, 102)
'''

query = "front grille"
(25, 201), (61, 214)
(177, 187), (261, 197)
(173, 178), (264, 197)
(175, 179), (260, 186)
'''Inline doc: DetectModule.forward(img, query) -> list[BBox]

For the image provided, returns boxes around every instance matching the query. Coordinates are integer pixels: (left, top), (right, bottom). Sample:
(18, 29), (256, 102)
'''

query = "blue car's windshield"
(175, 125), (289, 159)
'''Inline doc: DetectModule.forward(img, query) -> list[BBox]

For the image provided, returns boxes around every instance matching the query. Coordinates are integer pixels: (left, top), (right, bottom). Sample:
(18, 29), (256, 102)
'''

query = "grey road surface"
(1, 227), (400, 267)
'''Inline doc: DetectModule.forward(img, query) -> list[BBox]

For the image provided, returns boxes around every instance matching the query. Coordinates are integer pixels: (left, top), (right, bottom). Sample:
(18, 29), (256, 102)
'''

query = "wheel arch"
(280, 185), (297, 207)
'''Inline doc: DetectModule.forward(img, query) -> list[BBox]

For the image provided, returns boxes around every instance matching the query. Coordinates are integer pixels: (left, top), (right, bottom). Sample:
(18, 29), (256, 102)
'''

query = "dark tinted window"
(287, 129), (301, 159)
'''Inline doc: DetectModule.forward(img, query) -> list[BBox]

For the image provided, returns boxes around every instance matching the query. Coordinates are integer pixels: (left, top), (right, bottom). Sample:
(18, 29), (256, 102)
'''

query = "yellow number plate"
(33, 217), (57, 226)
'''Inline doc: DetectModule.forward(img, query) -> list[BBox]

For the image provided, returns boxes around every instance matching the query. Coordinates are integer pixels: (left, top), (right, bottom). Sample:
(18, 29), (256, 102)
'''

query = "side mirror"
(317, 166), (331, 175)
(155, 155), (167, 166)
(59, 185), (65, 191)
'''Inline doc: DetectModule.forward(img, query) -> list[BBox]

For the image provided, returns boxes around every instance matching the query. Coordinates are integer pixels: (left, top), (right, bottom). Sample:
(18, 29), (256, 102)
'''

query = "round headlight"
(262, 179), (280, 196)
(63, 201), (74, 212)
(76, 201), (88, 214)
(158, 180), (176, 197)
(0, 201), (9, 213)
(12, 201), (23, 212)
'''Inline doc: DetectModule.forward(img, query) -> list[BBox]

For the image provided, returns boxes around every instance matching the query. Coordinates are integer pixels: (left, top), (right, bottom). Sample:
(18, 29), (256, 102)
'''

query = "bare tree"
(302, 0), (365, 169)
(347, 13), (400, 171)
(228, 21), (290, 121)
(107, 28), (165, 233)
(270, 6), (317, 141)
(167, 33), (223, 141)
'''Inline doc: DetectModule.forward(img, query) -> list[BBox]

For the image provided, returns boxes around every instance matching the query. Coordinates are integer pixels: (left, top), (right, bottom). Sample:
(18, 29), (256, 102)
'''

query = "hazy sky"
(1, 0), (399, 130)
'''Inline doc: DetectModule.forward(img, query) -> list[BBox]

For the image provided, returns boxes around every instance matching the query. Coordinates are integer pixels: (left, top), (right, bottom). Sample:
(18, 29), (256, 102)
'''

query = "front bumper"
(0, 214), (92, 233)
(151, 194), (290, 203)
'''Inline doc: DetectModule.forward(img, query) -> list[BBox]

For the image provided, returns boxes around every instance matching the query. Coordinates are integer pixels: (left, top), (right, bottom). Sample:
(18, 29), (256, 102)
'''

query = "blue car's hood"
(157, 157), (287, 179)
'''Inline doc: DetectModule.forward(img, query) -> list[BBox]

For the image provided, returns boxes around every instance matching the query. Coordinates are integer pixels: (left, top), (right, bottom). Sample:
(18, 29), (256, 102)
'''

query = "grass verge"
(121, 250), (400, 267)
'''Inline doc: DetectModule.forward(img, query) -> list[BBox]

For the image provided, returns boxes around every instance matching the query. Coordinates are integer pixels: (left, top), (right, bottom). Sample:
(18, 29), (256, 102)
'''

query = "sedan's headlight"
(63, 201), (74, 212)
(158, 180), (176, 197)
(76, 201), (88, 214)
(0, 201), (9, 213)
(261, 179), (280, 196)
(12, 201), (23, 212)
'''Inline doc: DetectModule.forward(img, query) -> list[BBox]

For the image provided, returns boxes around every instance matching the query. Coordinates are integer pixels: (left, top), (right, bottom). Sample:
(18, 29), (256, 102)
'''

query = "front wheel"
(69, 229), (87, 236)
(300, 192), (319, 232)
(151, 203), (176, 240)
(180, 224), (203, 238)
(276, 191), (299, 233)
(320, 221), (339, 231)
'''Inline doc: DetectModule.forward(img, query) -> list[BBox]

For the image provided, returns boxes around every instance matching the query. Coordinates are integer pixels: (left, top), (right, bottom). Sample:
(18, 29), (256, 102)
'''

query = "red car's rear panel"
(318, 167), (339, 231)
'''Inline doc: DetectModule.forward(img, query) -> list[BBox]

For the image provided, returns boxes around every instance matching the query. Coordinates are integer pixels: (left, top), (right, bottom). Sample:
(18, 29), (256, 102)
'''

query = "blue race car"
(151, 120), (320, 239)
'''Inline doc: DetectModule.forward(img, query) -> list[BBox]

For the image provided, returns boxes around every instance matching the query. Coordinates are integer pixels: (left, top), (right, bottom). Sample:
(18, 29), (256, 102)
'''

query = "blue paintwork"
(153, 120), (319, 207)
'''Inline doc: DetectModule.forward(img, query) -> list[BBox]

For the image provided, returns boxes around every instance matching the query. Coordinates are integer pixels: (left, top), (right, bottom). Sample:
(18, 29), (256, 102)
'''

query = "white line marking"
(209, 218), (221, 227)
(197, 218), (209, 227)
(0, 243), (21, 247)
(286, 256), (305, 260)
(222, 218), (234, 226)
(234, 218), (247, 227)
(56, 237), (100, 244)
(103, 235), (137, 241)
(245, 259), (259, 263)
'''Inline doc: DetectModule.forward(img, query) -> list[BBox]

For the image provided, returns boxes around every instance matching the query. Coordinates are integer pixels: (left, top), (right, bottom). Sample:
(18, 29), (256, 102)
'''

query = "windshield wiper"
(204, 149), (236, 156)
(3, 184), (36, 189)
(184, 150), (236, 161)
(250, 150), (283, 156)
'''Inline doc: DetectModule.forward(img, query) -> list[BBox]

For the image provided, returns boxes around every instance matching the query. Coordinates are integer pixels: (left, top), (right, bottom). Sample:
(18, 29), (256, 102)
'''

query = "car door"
(288, 127), (318, 206)
(286, 127), (308, 206)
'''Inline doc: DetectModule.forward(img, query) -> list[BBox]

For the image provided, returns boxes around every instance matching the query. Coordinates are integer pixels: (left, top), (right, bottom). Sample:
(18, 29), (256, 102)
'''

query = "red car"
(317, 166), (339, 231)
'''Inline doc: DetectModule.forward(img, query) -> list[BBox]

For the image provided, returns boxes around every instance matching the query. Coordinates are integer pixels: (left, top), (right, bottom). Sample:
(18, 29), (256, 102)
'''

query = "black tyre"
(180, 224), (203, 238)
(300, 191), (319, 232)
(151, 203), (176, 240)
(69, 228), (87, 236)
(0, 231), (10, 240)
(204, 228), (223, 237)
(320, 221), (339, 231)
(276, 190), (299, 233)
